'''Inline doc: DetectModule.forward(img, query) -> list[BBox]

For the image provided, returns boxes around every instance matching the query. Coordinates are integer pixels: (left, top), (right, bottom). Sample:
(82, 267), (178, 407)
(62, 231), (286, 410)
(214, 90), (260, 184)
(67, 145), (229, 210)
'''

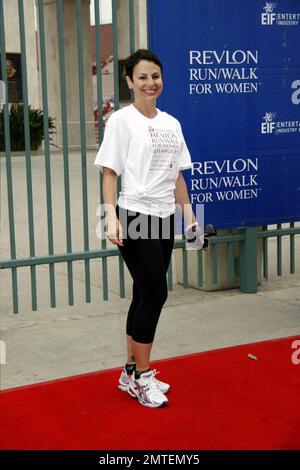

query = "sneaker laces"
(138, 370), (161, 395)
(151, 369), (159, 377)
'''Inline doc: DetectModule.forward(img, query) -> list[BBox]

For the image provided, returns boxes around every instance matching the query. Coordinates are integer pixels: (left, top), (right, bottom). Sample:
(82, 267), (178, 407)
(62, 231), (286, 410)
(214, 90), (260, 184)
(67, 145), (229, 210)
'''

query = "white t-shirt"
(94, 104), (192, 217)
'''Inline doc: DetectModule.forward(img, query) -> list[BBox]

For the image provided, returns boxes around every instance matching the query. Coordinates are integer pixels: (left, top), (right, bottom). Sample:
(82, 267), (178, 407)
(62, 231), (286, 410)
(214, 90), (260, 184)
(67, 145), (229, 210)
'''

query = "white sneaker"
(118, 367), (170, 394)
(127, 370), (168, 408)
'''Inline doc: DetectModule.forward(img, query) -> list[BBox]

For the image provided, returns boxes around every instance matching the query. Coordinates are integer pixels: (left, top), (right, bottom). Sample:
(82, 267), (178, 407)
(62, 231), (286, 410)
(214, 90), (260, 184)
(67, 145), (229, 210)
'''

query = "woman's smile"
(143, 89), (157, 95)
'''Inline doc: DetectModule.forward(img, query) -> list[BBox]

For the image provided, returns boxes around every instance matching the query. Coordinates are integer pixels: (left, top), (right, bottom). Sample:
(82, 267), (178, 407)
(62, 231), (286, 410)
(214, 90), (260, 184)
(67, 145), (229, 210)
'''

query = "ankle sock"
(135, 368), (150, 379)
(125, 363), (136, 375)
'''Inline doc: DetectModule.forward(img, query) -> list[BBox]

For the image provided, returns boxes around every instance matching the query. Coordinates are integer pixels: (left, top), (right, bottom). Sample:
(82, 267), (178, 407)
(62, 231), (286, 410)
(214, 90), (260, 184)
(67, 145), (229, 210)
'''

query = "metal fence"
(175, 224), (300, 291)
(1, 1), (300, 314)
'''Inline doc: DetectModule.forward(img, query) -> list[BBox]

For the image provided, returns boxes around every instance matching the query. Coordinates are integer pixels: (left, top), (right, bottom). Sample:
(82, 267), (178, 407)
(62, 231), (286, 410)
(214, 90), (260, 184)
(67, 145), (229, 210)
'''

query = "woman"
(94, 49), (200, 408)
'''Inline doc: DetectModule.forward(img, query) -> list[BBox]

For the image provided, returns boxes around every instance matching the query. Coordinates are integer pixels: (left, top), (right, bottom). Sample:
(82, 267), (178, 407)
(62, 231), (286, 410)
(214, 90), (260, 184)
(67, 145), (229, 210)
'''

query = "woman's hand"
(185, 223), (205, 250)
(106, 215), (124, 247)
(102, 167), (123, 247)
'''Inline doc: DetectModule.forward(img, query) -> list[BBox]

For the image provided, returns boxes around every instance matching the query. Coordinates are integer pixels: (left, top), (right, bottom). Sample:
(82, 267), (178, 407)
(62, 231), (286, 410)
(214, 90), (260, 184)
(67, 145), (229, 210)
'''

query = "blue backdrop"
(148, 0), (300, 228)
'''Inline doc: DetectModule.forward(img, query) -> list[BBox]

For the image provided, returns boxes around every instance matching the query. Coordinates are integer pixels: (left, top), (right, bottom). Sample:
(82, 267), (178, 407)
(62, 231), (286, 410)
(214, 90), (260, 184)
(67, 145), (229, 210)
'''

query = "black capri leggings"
(116, 205), (175, 344)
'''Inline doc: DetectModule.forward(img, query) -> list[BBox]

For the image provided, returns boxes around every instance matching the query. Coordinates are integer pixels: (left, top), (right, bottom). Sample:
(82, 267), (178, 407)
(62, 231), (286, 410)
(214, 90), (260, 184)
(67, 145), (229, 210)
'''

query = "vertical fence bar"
(262, 225), (268, 280)
(56, 0), (74, 305)
(101, 256), (109, 300)
(129, 0), (135, 101)
(182, 249), (188, 288)
(197, 250), (203, 287)
(129, 0), (135, 53)
(112, 0), (125, 297)
(112, 0), (119, 111)
(94, 0), (104, 146)
(94, 0), (108, 300)
(18, 0), (37, 310)
(146, 0), (149, 47)
(112, 0), (121, 192)
(211, 244), (218, 285)
(290, 222), (295, 274)
(0, 0), (19, 313)
(37, 0), (56, 308)
(117, 0), (137, 296)
(239, 227), (257, 293)
(277, 223), (282, 276)
(226, 242), (234, 285)
(75, 0), (91, 303)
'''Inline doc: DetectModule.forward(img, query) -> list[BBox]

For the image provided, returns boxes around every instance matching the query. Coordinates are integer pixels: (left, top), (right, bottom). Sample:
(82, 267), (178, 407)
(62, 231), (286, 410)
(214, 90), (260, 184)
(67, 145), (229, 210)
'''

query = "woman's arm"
(102, 167), (123, 247)
(174, 171), (197, 228)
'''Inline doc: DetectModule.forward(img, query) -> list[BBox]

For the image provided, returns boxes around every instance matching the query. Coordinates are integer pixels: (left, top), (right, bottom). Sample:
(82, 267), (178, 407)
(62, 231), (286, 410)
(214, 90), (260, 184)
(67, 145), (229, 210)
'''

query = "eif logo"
(261, 112), (276, 134)
(261, 2), (277, 25)
(291, 339), (300, 365)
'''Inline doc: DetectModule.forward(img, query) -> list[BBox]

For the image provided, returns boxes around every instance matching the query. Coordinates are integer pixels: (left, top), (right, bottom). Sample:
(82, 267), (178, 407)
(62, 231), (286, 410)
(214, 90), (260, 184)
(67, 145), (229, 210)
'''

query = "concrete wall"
(117, 0), (148, 59)
(40, 0), (95, 148)
(134, 0), (148, 50)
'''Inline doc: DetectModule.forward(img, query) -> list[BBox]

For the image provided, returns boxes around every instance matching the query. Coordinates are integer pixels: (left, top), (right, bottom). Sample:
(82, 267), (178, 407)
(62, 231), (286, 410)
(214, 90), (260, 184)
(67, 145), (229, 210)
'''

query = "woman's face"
(126, 60), (163, 103)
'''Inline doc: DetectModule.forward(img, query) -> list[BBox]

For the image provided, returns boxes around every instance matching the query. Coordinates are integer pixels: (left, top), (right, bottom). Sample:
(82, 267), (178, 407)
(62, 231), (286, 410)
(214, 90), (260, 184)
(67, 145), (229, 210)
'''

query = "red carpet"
(1, 336), (300, 450)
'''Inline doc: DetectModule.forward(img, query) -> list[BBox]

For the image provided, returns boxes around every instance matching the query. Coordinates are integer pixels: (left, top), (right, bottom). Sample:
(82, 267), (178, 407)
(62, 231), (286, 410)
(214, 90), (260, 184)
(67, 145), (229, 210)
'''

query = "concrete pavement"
(1, 268), (299, 390)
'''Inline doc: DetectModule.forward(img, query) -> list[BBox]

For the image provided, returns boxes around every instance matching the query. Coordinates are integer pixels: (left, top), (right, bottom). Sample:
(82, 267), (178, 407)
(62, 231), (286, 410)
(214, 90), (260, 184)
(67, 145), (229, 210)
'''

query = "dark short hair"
(125, 49), (163, 81)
